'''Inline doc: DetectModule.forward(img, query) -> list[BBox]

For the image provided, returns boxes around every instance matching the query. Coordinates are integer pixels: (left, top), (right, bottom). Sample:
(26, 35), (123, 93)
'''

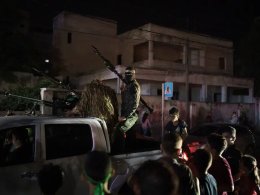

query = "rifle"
(91, 45), (153, 113)
(0, 90), (53, 107)
(0, 90), (54, 115)
(32, 68), (79, 109)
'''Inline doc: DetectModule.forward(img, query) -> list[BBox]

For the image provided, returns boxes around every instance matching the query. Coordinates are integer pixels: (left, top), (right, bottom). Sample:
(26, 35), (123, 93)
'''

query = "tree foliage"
(0, 79), (57, 112)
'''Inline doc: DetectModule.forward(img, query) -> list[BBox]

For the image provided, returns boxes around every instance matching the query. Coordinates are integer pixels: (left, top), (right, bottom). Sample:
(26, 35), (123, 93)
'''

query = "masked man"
(112, 66), (140, 153)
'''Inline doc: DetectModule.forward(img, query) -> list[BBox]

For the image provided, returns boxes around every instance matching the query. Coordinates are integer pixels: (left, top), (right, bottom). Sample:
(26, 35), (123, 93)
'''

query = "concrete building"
(50, 12), (255, 130)
(52, 11), (118, 76)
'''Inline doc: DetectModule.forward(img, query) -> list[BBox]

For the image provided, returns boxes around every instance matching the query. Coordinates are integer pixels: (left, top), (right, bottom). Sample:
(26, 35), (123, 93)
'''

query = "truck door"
(0, 125), (42, 195)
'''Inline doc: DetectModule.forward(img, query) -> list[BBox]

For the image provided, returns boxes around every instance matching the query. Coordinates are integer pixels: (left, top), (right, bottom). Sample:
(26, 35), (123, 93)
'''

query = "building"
(50, 11), (255, 131)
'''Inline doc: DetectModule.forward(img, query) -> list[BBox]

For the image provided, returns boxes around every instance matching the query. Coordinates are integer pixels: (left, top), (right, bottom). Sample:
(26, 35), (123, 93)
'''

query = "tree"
(0, 79), (57, 112)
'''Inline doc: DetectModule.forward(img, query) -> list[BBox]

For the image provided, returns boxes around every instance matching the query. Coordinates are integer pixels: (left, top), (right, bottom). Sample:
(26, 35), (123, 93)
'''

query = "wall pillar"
(221, 86), (227, 103)
(201, 84), (207, 102)
(249, 88), (254, 103)
(148, 40), (154, 67)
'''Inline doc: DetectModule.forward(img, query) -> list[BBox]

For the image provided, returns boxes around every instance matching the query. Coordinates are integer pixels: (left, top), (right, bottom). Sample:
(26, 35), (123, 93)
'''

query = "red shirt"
(209, 156), (234, 195)
(237, 174), (257, 195)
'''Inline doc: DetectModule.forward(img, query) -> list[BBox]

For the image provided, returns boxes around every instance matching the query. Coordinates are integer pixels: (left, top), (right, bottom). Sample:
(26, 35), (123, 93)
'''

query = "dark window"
(214, 93), (221, 102)
(117, 54), (122, 65)
(67, 32), (72, 44)
(171, 91), (179, 100)
(0, 126), (35, 166)
(232, 88), (249, 96)
(157, 89), (162, 96)
(45, 124), (92, 160)
(154, 42), (183, 63)
(219, 57), (225, 70)
(134, 42), (148, 62)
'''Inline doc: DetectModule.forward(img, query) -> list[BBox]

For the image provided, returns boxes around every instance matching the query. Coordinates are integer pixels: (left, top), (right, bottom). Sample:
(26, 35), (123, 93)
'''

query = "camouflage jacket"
(121, 79), (140, 118)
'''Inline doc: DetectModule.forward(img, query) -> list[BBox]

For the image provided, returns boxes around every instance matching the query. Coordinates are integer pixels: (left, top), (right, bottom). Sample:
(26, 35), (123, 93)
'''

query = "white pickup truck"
(0, 115), (161, 195)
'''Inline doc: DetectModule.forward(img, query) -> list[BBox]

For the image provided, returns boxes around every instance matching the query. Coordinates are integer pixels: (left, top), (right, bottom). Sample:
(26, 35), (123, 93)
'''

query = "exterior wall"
(53, 12), (119, 76)
(40, 88), (256, 139)
(119, 23), (233, 76)
(205, 46), (233, 75)
(49, 14), (257, 130)
(137, 96), (255, 140)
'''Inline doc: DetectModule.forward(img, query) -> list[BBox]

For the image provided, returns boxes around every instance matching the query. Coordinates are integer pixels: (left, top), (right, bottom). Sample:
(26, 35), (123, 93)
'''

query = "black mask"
(125, 74), (133, 84)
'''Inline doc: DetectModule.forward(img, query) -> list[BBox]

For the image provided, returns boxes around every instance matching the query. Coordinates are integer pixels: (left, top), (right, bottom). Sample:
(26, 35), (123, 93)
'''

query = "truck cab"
(0, 115), (161, 195)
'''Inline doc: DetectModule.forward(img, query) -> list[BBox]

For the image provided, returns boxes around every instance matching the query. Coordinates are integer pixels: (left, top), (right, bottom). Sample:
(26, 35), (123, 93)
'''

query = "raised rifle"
(91, 45), (153, 113)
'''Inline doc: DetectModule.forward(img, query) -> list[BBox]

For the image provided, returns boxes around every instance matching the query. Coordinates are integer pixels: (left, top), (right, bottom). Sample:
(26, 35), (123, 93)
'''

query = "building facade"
(51, 12), (255, 130)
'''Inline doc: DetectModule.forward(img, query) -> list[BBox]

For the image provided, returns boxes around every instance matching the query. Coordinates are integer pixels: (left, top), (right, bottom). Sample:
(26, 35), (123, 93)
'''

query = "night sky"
(20, 0), (259, 42)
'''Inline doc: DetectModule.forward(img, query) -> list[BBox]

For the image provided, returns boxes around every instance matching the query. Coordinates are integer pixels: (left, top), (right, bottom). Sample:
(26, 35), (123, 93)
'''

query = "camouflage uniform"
(119, 79), (140, 132)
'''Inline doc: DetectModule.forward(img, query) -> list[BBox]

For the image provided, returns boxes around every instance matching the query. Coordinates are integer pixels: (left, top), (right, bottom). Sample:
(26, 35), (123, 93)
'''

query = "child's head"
(206, 133), (227, 156)
(161, 133), (183, 158)
(38, 163), (64, 195)
(240, 155), (260, 185)
(191, 149), (212, 176)
(84, 151), (112, 193)
(169, 106), (179, 121)
(131, 160), (179, 195)
(221, 126), (236, 146)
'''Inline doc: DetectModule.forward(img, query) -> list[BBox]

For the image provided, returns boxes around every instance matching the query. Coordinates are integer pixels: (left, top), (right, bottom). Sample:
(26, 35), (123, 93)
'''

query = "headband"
(85, 172), (112, 195)
(125, 69), (135, 75)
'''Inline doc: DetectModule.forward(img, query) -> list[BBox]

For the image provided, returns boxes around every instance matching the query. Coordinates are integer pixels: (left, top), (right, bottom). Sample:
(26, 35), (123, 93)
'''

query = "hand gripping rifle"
(91, 45), (153, 113)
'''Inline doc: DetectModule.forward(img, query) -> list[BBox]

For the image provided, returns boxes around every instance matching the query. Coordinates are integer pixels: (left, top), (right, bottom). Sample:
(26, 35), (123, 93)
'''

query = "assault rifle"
(92, 45), (153, 113)
(0, 90), (53, 115)
(32, 68), (80, 110)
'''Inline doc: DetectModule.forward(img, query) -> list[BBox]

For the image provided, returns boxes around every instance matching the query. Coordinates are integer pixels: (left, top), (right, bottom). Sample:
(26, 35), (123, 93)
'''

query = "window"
(219, 57), (226, 70)
(67, 32), (72, 44)
(154, 42), (183, 63)
(191, 49), (199, 65)
(232, 88), (249, 96)
(190, 48), (205, 66)
(134, 42), (148, 62)
(0, 126), (35, 166)
(117, 54), (122, 65)
(45, 124), (92, 160)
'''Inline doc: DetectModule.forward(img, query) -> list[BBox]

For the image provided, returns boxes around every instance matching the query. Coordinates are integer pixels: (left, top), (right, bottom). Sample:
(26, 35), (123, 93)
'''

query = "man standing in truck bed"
(112, 66), (141, 153)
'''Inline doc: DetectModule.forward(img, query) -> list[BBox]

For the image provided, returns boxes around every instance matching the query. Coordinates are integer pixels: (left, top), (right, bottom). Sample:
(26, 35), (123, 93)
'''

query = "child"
(236, 155), (260, 195)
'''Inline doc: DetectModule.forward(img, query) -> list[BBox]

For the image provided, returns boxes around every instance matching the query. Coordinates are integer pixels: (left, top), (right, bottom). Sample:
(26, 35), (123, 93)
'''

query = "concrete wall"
(119, 23), (233, 76)
(53, 12), (119, 76)
(136, 95), (255, 140)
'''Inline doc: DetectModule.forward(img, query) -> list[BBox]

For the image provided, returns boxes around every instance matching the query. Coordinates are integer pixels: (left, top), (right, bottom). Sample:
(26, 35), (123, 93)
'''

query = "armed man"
(112, 66), (141, 153)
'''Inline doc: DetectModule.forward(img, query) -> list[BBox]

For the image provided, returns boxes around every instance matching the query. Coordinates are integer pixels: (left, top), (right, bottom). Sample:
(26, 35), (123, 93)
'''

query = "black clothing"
(160, 157), (199, 195)
(164, 119), (187, 136)
(5, 144), (32, 165)
(222, 145), (242, 178)
(112, 79), (140, 154)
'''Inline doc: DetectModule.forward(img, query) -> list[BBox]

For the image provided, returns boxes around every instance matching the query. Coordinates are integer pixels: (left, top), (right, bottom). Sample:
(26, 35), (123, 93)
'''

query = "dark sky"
(19, 0), (260, 42)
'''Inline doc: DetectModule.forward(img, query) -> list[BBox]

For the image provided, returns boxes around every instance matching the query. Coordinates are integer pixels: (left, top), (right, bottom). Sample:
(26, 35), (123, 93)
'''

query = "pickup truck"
(0, 115), (161, 195)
